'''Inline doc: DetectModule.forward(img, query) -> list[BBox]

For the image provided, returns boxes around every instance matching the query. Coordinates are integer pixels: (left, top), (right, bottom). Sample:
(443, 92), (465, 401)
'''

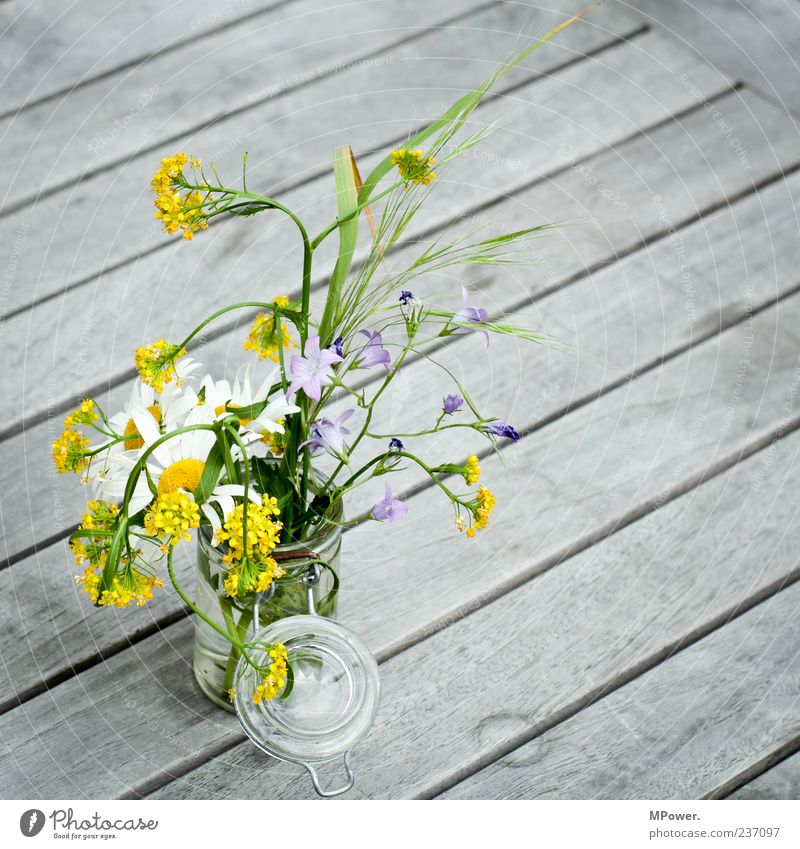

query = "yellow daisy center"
(214, 402), (252, 425)
(157, 458), (206, 495)
(124, 405), (162, 450)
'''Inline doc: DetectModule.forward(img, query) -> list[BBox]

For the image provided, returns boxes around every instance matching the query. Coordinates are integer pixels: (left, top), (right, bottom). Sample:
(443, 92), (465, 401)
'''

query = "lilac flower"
(356, 329), (391, 370)
(443, 394), (464, 415)
(453, 285), (489, 344)
(399, 290), (415, 305)
(389, 437), (404, 451)
(331, 336), (344, 358)
(299, 410), (354, 460)
(483, 422), (521, 442)
(371, 483), (408, 525)
(287, 336), (343, 401)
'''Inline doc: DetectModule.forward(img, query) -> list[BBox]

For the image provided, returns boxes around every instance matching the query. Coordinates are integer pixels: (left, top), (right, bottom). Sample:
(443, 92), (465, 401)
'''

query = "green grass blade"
(319, 145), (360, 344)
(359, 4), (598, 202)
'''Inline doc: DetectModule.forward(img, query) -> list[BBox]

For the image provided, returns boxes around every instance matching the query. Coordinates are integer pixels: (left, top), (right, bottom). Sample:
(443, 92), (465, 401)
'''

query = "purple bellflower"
(443, 394), (464, 415)
(299, 409), (354, 460)
(483, 421), (521, 442)
(389, 437), (404, 451)
(331, 336), (344, 358)
(371, 483), (408, 524)
(356, 329), (391, 370)
(287, 335), (343, 401)
(453, 286), (489, 345)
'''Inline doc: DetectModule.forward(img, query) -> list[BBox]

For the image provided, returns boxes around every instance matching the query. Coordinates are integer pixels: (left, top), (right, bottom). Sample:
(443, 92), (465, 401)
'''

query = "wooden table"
(1, 0), (799, 800)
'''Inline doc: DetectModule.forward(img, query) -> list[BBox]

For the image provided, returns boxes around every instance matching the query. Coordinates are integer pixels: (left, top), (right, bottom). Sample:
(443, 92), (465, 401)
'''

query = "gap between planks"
(0, 0), (501, 220)
(0, 16), (646, 318)
(0, 0), (295, 124)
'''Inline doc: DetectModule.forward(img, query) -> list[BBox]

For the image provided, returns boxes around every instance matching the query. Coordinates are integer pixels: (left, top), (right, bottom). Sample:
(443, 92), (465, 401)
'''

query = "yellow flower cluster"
(134, 339), (187, 392)
(77, 566), (164, 609)
(144, 491), (200, 550)
(243, 297), (294, 362)
(53, 399), (100, 475)
(52, 428), (91, 475)
(215, 500), (285, 597)
(456, 486), (497, 538)
(390, 147), (437, 186)
(464, 454), (481, 485)
(151, 152), (208, 240)
(65, 399), (99, 428)
(71, 500), (164, 608)
(252, 643), (289, 704)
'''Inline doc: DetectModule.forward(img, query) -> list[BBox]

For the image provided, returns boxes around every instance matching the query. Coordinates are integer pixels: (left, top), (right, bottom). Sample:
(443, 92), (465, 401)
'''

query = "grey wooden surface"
(1, 0), (799, 800)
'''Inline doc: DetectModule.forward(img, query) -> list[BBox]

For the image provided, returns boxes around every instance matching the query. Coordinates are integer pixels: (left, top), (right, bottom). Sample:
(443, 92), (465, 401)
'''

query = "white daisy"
(199, 365), (300, 457)
(96, 406), (260, 528)
(86, 357), (201, 486)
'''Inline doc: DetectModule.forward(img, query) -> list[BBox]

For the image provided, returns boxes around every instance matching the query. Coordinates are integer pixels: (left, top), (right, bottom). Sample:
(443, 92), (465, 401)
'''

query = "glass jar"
(193, 499), (343, 711)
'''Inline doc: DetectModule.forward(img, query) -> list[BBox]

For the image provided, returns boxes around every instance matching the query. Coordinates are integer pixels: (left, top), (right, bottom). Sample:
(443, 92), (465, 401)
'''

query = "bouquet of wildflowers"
(52, 14), (584, 705)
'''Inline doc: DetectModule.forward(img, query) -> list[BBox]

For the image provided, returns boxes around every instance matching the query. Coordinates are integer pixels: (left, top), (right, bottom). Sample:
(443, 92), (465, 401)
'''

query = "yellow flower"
(243, 299), (294, 362)
(390, 147), (436, 186)
(70, 500), (163, 608)
(64, 398), (99, 428)
(52, 428), (91, 474)
(144, 490), (200, 549)
(252, 642), (288, 703)
(473, 486), (497, 531)
(134, 339), (187, 392)
(216, 500), (284, 597)
(456, 486), (497, 538)
(151, 153), (208, 240)
(464, 454), (481, 486)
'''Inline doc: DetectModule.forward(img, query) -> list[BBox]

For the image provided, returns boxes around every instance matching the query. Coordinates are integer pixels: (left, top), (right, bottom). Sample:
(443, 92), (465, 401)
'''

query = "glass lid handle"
(302, 562), (321, 616)
(303, 751), (355, 798)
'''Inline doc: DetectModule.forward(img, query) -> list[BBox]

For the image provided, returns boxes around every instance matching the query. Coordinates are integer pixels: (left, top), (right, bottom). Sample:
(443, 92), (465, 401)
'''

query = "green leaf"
(98, 518), (129, 604)
(280, 662), (295, 701)
(319, 145), (360, 344)
(195, 440), (225, 504)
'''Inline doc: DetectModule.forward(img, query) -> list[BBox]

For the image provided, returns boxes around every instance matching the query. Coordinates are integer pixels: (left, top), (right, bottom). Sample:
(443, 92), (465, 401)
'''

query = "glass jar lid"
(233, 615), (380, 766)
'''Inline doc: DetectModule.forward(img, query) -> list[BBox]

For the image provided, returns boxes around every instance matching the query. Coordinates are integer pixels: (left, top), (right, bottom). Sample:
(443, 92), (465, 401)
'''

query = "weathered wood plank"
(2, 270), (799, 798)
(0, 616), (241, 800)
(442, 577), (800, 799)
(626, 0), (800, 114)
(1, 85), (795, 564)
(0, 4), (646, 319)
(0, 0), (636, 215)
(0, 31), (732, 433)
(0, 0), (287, 115)
(142, 285), (800, 800)
(729, 752), (800, 799)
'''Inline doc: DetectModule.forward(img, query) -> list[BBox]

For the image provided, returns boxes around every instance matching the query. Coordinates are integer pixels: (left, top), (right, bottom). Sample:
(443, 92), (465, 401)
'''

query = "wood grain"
(0, 6), (645, 321)
(625, 0), (800, 114)
(0, 0), (635, 215)
(441, 565), (800, 799)
(729, 751), (800, 799)
(0, 0), (286, 116)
